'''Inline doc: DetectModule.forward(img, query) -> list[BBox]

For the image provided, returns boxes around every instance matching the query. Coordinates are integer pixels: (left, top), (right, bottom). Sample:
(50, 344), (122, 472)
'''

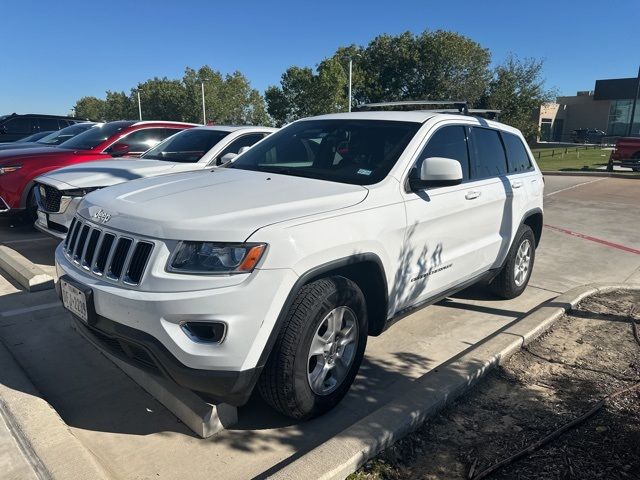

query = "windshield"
(36, 123), (95, 146)
(142, 129), (231, 162)
(227, 119), (420, 185)
(16, 131), (52, 143)
(58, 122), (133, 150)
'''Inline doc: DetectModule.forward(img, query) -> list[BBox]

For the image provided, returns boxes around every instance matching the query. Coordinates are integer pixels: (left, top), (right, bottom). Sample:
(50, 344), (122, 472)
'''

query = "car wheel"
(490, 224), (536, 299)
(24, 187), (38, 224)
(258, 276), (367, 420)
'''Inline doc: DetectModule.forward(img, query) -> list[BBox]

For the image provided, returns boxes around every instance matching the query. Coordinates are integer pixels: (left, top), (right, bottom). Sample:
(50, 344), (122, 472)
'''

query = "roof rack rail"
(355, 100), (469, 114)
(430, 108), (502, 120)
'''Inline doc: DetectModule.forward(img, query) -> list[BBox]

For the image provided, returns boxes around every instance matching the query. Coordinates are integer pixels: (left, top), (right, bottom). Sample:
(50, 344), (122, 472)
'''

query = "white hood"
(37, 158), (201, 190)
(77, 168), (368, 241)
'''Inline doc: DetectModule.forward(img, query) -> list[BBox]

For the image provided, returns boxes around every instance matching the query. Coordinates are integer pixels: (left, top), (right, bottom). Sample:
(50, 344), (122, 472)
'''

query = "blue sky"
(1, 0), (638, 115)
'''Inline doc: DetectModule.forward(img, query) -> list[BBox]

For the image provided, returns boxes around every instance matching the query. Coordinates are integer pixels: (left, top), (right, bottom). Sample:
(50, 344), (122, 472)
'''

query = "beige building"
(537, 77), (640, 142)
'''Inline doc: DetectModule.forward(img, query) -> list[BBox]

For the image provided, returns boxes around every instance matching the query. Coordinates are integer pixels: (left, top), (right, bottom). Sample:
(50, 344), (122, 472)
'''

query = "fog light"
(180, 321), (226, 344)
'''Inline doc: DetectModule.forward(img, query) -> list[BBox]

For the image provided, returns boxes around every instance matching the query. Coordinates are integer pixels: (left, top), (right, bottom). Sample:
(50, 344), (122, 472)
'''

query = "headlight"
(64, 187), (101, 197)
(168, 242), (266, 274)
(0, 165), (21, 175)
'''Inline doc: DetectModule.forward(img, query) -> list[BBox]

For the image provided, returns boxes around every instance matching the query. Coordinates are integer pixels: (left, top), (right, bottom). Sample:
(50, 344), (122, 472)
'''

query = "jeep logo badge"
(93, 209), (111, 224)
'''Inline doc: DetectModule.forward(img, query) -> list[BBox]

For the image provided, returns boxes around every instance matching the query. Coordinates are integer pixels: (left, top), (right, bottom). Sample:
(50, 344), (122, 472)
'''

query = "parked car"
(570, 128), (606, 144)
(0, 122), (96, 152)
(55, 109), (543, 419)
(35, 126), (276, 238)
(0, 130), (55, 145)
(607, 136), (640, 171)
(0, 120), (196, 218)
(0, 113), (86, 142)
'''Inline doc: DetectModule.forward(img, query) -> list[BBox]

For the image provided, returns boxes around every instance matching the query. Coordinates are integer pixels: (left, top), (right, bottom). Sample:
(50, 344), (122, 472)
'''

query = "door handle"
(465, 191), (481, 200)
(512, 181), (523, 189)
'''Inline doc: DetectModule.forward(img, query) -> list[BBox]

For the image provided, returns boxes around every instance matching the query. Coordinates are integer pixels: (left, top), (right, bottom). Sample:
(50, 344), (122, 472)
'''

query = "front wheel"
(258, 276), (367, 420)
(24, 187), (39, 224)
(490, 225), (536, 299)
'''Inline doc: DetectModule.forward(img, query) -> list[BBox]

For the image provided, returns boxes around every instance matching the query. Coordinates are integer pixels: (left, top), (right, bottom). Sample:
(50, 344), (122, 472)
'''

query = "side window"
(416, 126), (470, 180)
(4, 117), (34, 134)
(502, 132), (533, 173)
(110, 128), (173, 154)
(38, 118), (60, 131)
(216, 134), (266, 163)
(469, 127), (507, 179)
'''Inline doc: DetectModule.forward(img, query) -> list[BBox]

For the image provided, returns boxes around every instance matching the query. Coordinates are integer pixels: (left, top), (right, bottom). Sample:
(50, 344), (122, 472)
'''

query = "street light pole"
(201, 82), (207, 125)
(627, 65), (640, 136)
(348, 58), (353, 112)
(137, 90), (142, 121)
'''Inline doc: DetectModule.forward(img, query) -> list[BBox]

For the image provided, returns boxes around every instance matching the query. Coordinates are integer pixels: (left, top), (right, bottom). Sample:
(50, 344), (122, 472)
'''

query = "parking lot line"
(544, 224), (640, 255)
(544, 177), (606, 197)
(0, 302), (61, 319)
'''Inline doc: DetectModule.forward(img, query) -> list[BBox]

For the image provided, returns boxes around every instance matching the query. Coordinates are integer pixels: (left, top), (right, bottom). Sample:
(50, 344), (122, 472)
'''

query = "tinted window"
(4, 117), (34, 134)
(109, 128), (173, 154)
(142, 129), (231, 163)
(470, 127), (507, 178)
(37, 123), (95, 145)
(60, 122), (133, 150)
(228, 120), (420, 185)
(38, 118), (60, 131)
(416, 126), (469, 180)
(216, 133), (265, 164)
(502, 132), (532, 173)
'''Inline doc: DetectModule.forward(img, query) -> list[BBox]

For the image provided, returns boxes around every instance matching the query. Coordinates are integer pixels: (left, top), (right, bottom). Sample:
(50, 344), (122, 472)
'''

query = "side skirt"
(381, 269), (497, 333)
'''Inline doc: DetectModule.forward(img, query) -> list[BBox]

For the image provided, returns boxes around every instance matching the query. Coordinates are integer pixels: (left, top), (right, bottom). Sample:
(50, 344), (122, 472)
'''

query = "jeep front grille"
(64, 215), (154, 286)
(37, 183), (63, 213)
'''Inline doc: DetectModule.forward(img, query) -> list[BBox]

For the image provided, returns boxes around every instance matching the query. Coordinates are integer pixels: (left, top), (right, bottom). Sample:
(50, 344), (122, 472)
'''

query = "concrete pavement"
(0, 175), (639, 479)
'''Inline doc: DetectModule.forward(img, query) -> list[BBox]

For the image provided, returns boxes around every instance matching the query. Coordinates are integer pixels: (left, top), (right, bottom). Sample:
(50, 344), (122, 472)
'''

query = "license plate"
(61, 280), (88, 323)
(36, 210), (48, 227)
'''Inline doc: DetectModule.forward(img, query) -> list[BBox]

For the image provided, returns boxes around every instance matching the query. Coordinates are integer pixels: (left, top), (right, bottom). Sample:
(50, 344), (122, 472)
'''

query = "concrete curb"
(0, 340), (112, 480)
(541, 171), (640, 179)
(0, 245), (53, 292)
(269, 283), (640, 480)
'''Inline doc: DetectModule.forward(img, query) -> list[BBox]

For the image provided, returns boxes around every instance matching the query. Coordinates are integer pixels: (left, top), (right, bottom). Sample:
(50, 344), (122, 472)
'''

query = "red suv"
(607, 137), (640, 171)
(0, 120), (196, 218)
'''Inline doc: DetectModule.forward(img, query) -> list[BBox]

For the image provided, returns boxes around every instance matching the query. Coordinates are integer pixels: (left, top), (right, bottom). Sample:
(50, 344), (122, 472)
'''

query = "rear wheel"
(490, 225), (536, 299)
(258, 276), (367, 420)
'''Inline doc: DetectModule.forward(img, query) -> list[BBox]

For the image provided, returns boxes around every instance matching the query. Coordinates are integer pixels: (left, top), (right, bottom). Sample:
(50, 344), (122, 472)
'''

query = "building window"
(607, 100), (640, 136)
(540, 118), (553, 141)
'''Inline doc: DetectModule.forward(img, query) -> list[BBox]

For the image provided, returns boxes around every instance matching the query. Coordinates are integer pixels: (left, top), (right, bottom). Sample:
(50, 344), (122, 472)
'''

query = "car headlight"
(168, 242), (266, 274)
(0, 165), (22, 175)
(64, 187), (101, 197)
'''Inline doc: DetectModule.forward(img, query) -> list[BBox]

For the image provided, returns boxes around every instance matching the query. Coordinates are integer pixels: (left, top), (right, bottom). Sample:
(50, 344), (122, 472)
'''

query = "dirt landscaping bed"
(350, 290), (640, 480)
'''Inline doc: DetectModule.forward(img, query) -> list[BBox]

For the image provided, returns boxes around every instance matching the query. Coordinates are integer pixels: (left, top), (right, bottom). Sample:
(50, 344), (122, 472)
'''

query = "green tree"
(183, 66), (271, 125)
(136, 77), (188, 121)
(72, 96), (106, 121)
(103, 91), (136, 121)
(481, 56), (555, 141)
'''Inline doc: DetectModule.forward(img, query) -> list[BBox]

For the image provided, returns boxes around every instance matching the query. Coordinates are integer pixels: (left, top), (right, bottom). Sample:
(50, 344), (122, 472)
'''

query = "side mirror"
(109, 143), (130, 157)
(218, 152), (237, 165)
(237, 145), (252, 155)
(409, 157), (463, 191)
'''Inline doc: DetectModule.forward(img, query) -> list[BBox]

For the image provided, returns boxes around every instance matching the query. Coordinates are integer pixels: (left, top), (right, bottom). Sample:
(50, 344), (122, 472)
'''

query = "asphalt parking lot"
(1, 175), (639, 480)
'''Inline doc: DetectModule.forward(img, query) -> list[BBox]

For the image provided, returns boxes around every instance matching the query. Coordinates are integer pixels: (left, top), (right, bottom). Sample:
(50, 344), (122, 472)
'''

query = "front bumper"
(55, 244), (298, 404)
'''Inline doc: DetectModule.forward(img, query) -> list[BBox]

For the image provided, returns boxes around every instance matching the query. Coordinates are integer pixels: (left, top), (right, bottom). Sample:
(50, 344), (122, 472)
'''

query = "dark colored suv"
(0, 113), (87, 142)
(570, 128), (606, 144)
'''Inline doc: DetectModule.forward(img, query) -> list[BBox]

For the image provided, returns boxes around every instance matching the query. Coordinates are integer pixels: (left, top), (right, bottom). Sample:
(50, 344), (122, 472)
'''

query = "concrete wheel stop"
(0, 245), (53, 292)
(72, 324), (237, 438)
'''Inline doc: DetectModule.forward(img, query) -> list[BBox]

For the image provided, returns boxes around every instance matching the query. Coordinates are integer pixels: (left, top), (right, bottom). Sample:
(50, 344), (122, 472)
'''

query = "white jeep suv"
(54, 109), (543, 419)
(35, 125), (275, 238)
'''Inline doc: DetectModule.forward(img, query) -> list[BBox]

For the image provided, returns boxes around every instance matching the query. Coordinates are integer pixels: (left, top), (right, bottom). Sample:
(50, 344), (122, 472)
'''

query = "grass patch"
(530, 147), (610, 171)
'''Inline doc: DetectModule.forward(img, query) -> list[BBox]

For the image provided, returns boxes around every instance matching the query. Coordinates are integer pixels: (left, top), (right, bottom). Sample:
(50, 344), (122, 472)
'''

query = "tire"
(490, 225), (536, 299)
(258, 276), (368, 420)
(24, 187), (38, 224)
